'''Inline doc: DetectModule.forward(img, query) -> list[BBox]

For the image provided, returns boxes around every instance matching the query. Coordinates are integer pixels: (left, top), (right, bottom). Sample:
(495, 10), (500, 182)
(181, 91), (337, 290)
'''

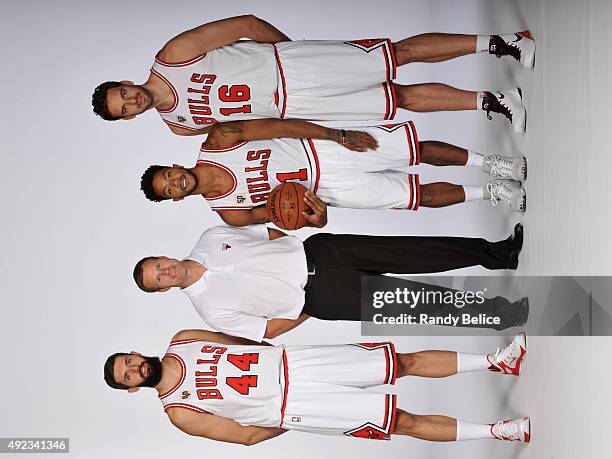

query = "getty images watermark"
(361, 275), (612, 336)
(370, 286), (499, 327)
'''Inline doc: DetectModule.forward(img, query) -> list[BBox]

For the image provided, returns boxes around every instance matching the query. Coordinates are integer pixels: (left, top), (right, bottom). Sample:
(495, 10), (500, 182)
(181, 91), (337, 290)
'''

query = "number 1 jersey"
(160, 339), (287, 428)
(151, 41), (281, 131)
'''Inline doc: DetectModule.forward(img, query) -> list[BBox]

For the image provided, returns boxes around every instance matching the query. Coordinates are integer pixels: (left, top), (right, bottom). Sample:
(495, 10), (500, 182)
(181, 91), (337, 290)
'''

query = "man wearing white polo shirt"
(133, 223), (523, 341)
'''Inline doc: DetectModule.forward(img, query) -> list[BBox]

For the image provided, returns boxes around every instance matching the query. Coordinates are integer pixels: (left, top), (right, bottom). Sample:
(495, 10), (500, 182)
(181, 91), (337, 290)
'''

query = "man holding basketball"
(132, 223), (523, 340)
(140, 118), (527, 228)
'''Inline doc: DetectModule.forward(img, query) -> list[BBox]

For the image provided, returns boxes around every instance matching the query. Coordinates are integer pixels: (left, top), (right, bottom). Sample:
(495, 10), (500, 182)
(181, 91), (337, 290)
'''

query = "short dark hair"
(133, 256), (158, 292)
(104, 353), (130, 390)
(92, 81), (122, 121)
(141, 165), (167, 202)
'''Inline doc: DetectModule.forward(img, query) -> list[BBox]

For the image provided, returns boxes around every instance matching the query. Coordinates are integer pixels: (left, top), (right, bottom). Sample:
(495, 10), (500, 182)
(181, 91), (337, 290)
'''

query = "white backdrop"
(2, 0), (609, 458)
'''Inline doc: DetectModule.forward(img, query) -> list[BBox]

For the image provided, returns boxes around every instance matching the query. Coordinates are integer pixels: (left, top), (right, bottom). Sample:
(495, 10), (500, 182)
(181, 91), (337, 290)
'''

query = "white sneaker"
(489, 31), (536, 69)
(486, 180), (526, 212)
(490, 417), (531, 443)
(483, 155), (527, 182)
(487, 332), (527, 376)
(482, 88), (527, 134)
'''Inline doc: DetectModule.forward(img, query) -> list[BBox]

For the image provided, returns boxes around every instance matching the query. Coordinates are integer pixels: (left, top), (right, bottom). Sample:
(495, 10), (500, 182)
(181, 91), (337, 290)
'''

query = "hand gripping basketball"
(266, 183), (317, 230)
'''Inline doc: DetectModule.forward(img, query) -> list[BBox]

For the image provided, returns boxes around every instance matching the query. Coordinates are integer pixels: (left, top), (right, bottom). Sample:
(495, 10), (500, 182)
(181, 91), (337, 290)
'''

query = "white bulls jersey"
(160, 339), (287, 428)
(198, 122), (421, 211)
(199, 138), (319, 210)
(151, 41), (281, 131)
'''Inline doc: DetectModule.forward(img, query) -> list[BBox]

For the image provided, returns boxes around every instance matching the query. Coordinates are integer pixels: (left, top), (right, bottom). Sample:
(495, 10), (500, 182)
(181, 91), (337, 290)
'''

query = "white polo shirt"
(182, 224), (308, 341)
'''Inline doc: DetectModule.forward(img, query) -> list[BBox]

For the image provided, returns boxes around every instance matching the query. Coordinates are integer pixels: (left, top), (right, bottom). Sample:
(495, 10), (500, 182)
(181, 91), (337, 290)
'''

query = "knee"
(393, 409), (419, 434)
(393, 42), (419, 64)
(397, 353), (419, 376)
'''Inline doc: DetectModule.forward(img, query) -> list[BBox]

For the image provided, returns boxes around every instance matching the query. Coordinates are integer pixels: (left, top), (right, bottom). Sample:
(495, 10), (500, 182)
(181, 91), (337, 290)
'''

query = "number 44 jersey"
(160, 339), (287, 428)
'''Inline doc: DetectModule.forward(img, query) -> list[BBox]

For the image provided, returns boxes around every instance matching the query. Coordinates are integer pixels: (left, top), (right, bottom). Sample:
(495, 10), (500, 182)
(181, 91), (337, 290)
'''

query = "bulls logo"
(345, 39), (388, 51)
(344, 423), (389, 440)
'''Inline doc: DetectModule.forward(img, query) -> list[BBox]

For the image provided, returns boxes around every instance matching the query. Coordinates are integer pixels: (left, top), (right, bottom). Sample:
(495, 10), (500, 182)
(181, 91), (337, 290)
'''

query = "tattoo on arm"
(218, 122), (243, 137)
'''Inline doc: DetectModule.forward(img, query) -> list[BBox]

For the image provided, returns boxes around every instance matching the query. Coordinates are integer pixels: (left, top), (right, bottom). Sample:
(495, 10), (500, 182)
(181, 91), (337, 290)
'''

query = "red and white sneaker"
(482, 88), (527, 133)
(487, 332), (527, 375)
(489, 31), (536, 69)
(490, 417), (531, 443)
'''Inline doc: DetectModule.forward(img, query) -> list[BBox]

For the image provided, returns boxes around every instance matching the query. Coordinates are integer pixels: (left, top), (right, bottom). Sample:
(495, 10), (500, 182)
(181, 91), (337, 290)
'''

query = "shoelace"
(484, 92), (513, 121)
(491, 35), (522, 61)
(490, 341), (517, 368)
(486, 182), (514, 207)
(486, 157), (513, 178)
(492, 420), (520, 440)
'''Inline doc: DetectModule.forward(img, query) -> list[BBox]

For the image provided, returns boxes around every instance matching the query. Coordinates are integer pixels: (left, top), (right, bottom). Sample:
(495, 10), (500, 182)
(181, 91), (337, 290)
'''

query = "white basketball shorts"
(280, 342), (398, 440)
(273, 39), (398, 121)
(312, 121), (421, 210)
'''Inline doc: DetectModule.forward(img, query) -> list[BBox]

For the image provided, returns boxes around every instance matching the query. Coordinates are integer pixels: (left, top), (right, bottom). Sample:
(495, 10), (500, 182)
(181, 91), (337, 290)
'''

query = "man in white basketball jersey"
(104, 329), (530, 445)
(132, 223), (523, 340)
(140, 118), (527, 225)
(92, 15), (535, 134)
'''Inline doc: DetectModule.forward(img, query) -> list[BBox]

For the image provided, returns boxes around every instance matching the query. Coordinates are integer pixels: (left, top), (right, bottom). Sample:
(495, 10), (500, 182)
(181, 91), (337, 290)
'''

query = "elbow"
(263, 330), (279, 339)
(241, 434), (264, 446)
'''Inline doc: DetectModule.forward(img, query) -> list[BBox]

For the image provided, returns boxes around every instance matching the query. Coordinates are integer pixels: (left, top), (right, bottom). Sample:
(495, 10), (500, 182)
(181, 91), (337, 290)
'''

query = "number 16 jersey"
(151, 41), (281, 131)
(160, 339), (287, 428)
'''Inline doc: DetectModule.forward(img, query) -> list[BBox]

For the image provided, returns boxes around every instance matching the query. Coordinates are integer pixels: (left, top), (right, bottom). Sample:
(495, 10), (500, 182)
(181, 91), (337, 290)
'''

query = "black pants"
(301, 233), (512, 320)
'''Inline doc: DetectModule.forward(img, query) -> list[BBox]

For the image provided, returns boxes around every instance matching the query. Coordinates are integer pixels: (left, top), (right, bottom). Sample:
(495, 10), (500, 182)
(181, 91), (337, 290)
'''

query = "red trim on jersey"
(273, 45), (288, 119)
(413, 175), (420, 211)
(389, 343), (398, 385)
(388, 82), (397, 120)
(385, 39), (397, 80)
(387, 395), (398, 434)
(402, 123), (414, 165)
(383, 346), (391, 384)
(382, 82), (391, 120)
(280, 350), (289, 425)
(306, 139), (321, 194)
(409, 120), (420, 164)
(163, 119), (198, 131)
(154, 52), (207, 67)
(150, 68), (179, 113)
(170, 338), (203, 345)
(164, 402), (209, 414)
(194, 160), (238, 201)
(159, 353), (186, 400)
(213, 206), (255, 211)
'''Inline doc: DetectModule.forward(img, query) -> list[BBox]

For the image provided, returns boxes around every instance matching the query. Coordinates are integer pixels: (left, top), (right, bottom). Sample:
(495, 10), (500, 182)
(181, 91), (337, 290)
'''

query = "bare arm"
(168, 124), (212, 137)
(204, 119), (379, 151)
(264, 313), (310, 339)
(219, 207), (269, 227)
(168, 409), (287, 445)
(172, 329), (272, 346)
(160, 15), (290, 62)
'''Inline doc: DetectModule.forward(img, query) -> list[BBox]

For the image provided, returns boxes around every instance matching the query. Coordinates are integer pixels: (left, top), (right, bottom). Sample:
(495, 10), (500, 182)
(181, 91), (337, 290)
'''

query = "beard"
(139, 355), (163, 388)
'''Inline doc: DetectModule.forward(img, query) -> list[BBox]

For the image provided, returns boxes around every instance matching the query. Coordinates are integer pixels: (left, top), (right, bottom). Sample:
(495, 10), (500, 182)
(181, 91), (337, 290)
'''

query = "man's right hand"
(303, 191), (328, 228)
(339, 130), (379, 152)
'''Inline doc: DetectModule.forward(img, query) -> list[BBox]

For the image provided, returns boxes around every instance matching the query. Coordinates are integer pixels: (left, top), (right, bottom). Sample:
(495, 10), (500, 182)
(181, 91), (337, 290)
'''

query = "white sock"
(476, 35), (491, 53)
(475, 91), (487, 110)
(456, 352), (490, 372)
(465, 150), (484, 168)
(456, 420), (494, 441)
(462, 186), (484, 203)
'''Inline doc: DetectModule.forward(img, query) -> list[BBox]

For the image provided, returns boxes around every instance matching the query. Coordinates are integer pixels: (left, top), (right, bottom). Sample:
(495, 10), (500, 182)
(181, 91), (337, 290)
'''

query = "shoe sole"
(524, 417), (531, 443)
(517, 31), (536, 69)
(516, 87), (527, 134)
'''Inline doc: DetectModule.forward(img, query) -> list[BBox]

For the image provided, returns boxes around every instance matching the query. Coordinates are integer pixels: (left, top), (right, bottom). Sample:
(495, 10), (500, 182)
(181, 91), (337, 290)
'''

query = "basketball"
(266, 183), (310, 230)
